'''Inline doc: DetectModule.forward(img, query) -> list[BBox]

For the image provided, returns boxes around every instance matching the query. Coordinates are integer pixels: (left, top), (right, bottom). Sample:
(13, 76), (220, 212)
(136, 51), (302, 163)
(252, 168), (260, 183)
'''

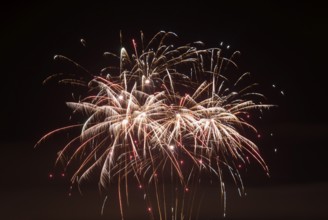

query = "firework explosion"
(37, 31), (271, 219)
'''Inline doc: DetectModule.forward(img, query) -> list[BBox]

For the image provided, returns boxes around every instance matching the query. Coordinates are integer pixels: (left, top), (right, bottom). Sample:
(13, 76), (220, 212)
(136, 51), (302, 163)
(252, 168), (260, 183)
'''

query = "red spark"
(132, 38), (138, 55)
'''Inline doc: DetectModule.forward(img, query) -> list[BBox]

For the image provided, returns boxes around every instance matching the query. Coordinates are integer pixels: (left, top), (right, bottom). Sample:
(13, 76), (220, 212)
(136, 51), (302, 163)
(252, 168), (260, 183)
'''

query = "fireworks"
(37, 31), (271, 219)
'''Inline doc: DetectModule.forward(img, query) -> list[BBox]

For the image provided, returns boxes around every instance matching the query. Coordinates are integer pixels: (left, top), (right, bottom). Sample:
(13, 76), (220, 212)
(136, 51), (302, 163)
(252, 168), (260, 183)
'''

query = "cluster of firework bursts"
(37, 31), (273, 219)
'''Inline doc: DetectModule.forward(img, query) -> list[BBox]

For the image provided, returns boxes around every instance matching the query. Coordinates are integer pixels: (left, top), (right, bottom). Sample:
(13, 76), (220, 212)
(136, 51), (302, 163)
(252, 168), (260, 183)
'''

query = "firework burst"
(37, 31), (271, 219)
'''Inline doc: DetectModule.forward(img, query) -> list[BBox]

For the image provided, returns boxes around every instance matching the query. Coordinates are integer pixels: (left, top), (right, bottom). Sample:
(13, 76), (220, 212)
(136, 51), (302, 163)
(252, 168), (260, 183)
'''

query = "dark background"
(1, 1), (327, 219)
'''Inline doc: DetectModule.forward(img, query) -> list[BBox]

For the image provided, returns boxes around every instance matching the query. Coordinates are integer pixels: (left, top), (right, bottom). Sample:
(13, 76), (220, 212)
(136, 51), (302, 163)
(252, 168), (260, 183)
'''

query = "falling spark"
(80, 38), (87, 47)
(37, 31), (273, 219)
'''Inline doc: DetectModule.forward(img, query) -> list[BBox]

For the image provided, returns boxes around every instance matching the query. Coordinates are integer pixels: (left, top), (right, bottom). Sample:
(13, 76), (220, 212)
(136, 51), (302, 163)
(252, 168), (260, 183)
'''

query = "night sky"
(1, 2), (328, 219)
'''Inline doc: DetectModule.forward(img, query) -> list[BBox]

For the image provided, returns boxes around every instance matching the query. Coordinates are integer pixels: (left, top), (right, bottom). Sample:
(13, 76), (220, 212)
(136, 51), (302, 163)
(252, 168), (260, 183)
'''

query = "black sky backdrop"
(1, 2), (328, 219)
